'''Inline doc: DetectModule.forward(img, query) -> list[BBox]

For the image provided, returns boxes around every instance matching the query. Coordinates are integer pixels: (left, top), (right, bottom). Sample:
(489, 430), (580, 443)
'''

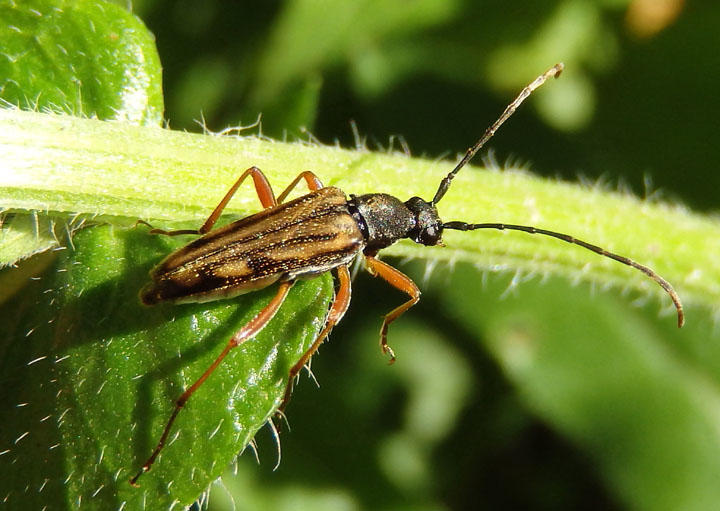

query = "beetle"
(130, 63), (683, 485)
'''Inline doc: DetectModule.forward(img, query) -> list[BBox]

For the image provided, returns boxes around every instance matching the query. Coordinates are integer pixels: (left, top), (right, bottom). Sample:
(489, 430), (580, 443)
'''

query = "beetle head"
(404, 196), (444, 246)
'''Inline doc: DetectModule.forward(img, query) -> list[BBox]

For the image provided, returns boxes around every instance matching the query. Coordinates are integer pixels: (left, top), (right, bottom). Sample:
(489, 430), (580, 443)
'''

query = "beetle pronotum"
(130, 63), (683, 485)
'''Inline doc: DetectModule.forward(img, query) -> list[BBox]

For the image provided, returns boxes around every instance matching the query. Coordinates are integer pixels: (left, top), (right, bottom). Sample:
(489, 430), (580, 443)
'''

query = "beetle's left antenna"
(432, 63), (564, 205)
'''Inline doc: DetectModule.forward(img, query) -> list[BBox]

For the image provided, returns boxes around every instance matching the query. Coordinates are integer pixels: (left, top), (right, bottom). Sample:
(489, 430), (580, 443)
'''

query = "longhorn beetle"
(130, 63), (684, 485)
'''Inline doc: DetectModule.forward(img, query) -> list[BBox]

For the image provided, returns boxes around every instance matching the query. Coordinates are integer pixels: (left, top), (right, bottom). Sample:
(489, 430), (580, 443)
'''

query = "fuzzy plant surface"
(2, 1), (720, 511)
(2, 106), (717, 310)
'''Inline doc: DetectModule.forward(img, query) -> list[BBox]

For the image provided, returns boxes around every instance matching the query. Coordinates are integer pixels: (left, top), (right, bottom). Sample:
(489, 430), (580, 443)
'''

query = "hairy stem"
(1, 107), (717, 311)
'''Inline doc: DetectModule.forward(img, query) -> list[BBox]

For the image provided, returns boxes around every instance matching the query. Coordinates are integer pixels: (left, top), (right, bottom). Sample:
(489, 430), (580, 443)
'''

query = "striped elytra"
(141, 187), (364, 305)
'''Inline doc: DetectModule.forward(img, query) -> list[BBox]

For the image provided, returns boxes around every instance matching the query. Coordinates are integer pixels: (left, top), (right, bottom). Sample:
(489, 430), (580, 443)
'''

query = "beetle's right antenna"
(442, 221), (685, 327)
(432, 63), (564, 205)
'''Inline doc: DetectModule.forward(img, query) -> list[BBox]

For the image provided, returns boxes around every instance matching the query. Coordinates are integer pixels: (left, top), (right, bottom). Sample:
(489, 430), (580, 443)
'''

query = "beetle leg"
(279, 264), (351, 412)
(364, 256), (420, 364)
(141, 166), (277, 237)
(276, 171), (324, 203)
(130, 280), (293, 486)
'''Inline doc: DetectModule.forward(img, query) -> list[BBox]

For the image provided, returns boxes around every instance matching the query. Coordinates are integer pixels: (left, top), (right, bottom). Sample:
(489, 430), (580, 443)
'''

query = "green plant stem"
(1, 107), (717, 313)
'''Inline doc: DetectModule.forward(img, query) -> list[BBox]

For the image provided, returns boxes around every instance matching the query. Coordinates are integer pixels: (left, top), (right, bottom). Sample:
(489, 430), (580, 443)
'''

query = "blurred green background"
(3, 0), (720, 509)
(123, 1), (718, 510)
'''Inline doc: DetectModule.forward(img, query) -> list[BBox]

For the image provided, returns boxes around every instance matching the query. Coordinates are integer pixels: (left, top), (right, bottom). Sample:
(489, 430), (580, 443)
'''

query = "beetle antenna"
(442, 221), (685, 327)
(432, 63), (564, 205)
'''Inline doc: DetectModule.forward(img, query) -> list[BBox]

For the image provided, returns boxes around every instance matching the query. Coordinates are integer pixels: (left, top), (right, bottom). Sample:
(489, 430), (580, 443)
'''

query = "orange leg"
(276, 171), (324, 203)
(365, 256), (420, 364)
(279, 264), (351, 412)
(130, 280), (294, 486)
(140, 166), (278, 237)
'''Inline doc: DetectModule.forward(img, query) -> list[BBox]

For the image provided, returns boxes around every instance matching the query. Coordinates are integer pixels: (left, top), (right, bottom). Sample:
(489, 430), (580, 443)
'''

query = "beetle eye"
(420, 224), (442, 245)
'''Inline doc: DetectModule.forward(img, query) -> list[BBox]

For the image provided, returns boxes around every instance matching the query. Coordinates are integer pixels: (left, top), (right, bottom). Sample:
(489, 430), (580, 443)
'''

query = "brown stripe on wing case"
(151, 225), (360, 301)
(203, 203), (347, 252)
(252, 236), (362, 276)
(157, 191), (350, 275)
(175, 205), (358, 272)
(191, 187), (347, 246)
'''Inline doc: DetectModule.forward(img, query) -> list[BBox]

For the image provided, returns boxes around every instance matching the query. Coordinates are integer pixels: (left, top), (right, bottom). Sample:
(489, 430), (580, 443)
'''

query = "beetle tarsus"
(382, 342), (397, 365)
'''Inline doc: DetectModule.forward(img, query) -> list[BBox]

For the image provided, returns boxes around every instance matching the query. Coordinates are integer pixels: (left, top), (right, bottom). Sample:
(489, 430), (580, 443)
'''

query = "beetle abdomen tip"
(139, 283), (163, 306)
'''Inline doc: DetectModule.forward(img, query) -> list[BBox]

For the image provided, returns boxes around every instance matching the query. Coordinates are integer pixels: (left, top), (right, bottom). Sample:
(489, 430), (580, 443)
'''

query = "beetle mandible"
(130, 63), (683, 485)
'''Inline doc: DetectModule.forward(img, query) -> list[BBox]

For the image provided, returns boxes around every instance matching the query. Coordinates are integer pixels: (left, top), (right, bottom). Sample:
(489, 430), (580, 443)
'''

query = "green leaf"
(0, 0), (164, 268)
(0, 211), (59, 265)
(0, 0), (163, 123)
(0, 224), (334, 509)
